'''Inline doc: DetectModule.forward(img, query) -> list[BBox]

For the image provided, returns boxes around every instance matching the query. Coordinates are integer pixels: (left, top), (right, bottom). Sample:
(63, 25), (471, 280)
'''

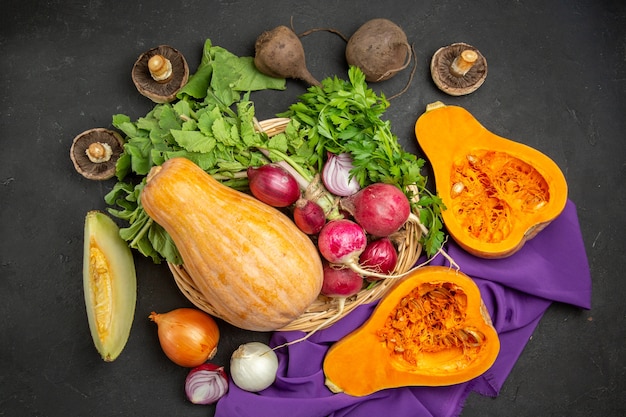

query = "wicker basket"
(169, 118), (424, 332)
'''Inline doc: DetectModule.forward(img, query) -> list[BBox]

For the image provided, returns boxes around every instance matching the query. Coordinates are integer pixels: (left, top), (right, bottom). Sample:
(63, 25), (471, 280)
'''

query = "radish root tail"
(272, 297), (347, 350)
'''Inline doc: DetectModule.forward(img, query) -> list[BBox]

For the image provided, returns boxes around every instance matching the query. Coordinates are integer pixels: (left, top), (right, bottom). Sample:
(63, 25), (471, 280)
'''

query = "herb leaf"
(106, 46), (445, 264)
(278, 66), (445, 256)
(105, 40), (286, 264)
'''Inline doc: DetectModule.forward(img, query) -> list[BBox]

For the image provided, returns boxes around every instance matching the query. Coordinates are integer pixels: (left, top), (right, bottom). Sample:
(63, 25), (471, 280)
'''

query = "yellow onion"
(149, 308), (220, 367)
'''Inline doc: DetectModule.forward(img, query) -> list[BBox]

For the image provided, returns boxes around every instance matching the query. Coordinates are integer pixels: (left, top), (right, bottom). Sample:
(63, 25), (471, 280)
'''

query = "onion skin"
(230, 342), (278, 392)
(247, 164), (301, 207)
(322, 152), (361, 197)
(185, 363), (228, 405)
(341, 183), (411, 237)
(149, 308), (220, 368)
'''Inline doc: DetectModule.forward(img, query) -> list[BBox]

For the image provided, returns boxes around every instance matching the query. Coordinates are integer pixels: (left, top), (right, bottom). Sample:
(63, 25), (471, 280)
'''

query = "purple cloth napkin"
(216, 200), (592, 417)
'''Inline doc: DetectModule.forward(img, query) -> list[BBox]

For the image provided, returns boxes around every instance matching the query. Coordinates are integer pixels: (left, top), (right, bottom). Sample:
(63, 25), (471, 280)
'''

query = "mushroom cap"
(131, 45), (189, 103)
(70, 128), (124, 180)
(430, 42), (488, 96)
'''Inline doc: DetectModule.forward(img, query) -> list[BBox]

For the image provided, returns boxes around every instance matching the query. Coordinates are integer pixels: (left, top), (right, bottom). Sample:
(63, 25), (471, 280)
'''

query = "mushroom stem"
(148, 54), (173, 83)
(450, 50), (478, 77)
(86, 142), (113, 163)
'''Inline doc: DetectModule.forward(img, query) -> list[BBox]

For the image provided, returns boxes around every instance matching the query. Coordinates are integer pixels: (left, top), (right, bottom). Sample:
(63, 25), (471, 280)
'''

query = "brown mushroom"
(430, 42), (487, 96)
(131, 45), (189, 103)
(70, 128), (124, 180)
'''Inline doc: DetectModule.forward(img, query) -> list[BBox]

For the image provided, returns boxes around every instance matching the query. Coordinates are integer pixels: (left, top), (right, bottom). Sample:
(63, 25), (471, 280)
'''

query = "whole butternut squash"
(415, 102), (568, 258)
(141, 157), (324, 331)
(323, 266), (499, 396)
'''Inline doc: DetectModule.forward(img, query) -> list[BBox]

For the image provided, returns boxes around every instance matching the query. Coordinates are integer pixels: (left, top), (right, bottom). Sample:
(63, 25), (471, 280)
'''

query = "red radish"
(340, 183), (411, 237)
(247, 164), (300, 207)
(317, 219), (367, 265)
(272, 262), (363, 350)
(317, 218), (403, 280)
(293, 198), (326, 235)
(359, 237), (398, 279)
(321, 262), (363, 297)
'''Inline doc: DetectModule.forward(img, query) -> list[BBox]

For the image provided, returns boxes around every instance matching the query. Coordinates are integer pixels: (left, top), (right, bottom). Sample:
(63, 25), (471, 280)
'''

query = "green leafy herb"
(105, 40), (286, 264)
(105, 42), (445, 264)
(278, 66), (446, 256)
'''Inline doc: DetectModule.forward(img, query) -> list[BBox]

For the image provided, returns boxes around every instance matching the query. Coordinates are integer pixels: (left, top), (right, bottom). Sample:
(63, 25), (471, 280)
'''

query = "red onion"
(247, 164), (301, 207)
(359, 237), (398, 280)
(340, 183), (411, 237)
(293, 198), (326, 234)
(322, 152), (361, 197)
(184, 363), (229, 405)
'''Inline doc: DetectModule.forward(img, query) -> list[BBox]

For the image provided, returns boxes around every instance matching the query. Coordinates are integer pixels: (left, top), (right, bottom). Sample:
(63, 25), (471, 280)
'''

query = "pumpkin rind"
(414, 102), (568, 258)
(323, 266), (499, 396)
(140, 157), (324, 331)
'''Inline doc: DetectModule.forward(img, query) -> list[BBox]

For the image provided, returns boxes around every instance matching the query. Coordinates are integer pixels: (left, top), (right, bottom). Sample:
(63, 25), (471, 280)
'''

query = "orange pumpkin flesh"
(415, 102), (568, 258)
(140, 157), (324, 331)
(323, 266), (499, 396)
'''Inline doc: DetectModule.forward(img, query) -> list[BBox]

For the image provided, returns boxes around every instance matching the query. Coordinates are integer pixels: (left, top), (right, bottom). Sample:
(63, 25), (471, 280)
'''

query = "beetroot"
(345, 19), (412, 82)
(254, 26), (321, 86)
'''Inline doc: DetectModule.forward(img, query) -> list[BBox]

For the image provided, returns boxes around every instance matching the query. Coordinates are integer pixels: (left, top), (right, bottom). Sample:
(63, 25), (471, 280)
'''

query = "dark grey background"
(2, 1), (624, 416)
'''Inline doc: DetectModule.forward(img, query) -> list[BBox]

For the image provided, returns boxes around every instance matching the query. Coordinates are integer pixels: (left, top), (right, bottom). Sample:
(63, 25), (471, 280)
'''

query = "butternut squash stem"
(272, 298), (347, 350)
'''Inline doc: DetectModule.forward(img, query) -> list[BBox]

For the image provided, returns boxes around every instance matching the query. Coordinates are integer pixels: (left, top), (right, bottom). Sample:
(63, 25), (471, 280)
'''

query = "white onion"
(229, 342), (278, 392)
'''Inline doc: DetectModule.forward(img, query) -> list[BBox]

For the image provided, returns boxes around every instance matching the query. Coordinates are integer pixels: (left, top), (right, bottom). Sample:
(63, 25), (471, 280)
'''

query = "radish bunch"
(316, 183), (411, 287)
(247, 162), (413, 301)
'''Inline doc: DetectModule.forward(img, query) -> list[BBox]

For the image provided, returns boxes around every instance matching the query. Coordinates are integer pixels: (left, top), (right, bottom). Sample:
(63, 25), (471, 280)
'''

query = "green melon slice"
(83, 210), (137, 361)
